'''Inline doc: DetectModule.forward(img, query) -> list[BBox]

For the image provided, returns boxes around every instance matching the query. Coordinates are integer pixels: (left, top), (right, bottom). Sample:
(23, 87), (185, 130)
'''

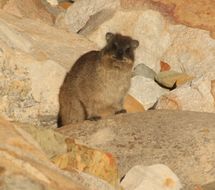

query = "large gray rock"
(61, 0), (120, 32)
(129, 76), (167, 109)
(57, 110), (215, 190)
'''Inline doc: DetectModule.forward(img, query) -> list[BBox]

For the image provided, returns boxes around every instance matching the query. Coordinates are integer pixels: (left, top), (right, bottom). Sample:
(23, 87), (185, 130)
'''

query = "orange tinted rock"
(52, 139), (119, 188)
(160, 61), (171, 72)
(124, 94), (145, 113)
(58, 2), (73, 9)
(121, 0), (215, 39)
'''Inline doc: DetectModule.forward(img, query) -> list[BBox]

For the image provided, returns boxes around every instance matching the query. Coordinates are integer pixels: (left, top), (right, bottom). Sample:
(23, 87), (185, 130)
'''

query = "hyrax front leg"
(114, 98), (127, 115)
(84, 101), (102, 121)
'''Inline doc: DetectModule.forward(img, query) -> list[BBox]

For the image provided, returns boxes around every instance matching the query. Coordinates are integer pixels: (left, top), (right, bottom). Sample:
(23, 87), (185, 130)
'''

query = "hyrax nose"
(116, 49), (124, 59)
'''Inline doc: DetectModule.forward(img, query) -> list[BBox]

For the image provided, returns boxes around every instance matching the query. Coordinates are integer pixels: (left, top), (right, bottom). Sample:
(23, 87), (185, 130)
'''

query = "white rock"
(64, 0), (120, 32)
(156, 75), (215, 112)
(162, 25), (215, 78)
(121, 164), (183, 190)
(132, 63), (157, 79)
(46, 0), (58, 6)
(129, 76), (168, 109)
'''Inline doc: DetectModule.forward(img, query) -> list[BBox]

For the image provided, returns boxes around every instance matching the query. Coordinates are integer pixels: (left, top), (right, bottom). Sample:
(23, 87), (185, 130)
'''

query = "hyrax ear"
(131, 40), (139, 49)
(106, 32), (114, 42)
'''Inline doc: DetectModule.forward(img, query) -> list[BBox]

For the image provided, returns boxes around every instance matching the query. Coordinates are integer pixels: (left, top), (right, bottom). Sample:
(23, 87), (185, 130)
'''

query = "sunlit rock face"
(121, 0), (215, 39)
(0, 10), (97, 126)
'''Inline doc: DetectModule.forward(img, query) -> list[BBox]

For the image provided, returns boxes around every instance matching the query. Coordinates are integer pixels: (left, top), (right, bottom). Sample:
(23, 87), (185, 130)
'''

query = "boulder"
(57, 110), (215, 190)
(201, 182), (215, 190)
(0, 117), (85, 190)
(0, 10), (97, 126)
(121, 164), (182, 190)
(124, 94), (145, 113)
(121, 0), (215, 39)
(132, 63), (156, 80)
(61, 0), (120, 32)
(155, 75), (215, 112)
(129, 76), (168, 109)
(155, 70), (194, 88)
(19, 123), (119, 189)
(3, 0), (54, 24)
(0, 0), (8, 8)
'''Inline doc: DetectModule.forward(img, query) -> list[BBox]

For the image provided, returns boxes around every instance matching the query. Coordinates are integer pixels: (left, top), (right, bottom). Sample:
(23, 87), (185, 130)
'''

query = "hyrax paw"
(87, 116), (102, 121)
(115, 109), (127, 114)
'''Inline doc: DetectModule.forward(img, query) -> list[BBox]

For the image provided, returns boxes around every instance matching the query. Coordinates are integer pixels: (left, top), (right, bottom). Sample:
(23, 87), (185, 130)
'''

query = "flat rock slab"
(57, 110), (215, 190)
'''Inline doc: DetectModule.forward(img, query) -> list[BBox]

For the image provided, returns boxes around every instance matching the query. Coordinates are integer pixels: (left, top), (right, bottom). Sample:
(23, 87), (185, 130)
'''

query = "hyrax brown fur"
(58, 32), (139, 127)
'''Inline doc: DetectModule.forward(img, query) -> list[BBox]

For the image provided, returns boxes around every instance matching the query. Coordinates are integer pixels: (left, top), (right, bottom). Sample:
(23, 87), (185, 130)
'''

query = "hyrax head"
(103, 32), (139, 61)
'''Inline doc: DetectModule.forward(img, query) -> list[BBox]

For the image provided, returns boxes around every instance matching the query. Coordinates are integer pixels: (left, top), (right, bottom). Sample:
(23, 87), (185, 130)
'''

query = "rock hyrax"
(58, 32), (139, 127)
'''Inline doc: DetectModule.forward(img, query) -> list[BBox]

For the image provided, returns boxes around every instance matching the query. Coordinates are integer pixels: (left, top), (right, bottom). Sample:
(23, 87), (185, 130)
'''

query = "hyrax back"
(58, 33), (139, 127)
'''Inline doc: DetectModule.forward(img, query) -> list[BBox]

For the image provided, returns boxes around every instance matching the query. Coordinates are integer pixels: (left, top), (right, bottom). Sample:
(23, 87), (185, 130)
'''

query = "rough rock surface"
(129, 76), (167, 109)
(121, 164), (182, 190)
(20, 123), (118, 190)
(57, 110), (215, 190)
(132, 63), (156, 79)
(121, 0), (215, 39)
(155, 74), (215, 112)
(0, 10), (97, 126)
(202, 182), (215, 190)
(0, 117), (85, 190)
(0, 0), (8, 8)
(3, 0), (54, 24)
(62, 0), (120, 32)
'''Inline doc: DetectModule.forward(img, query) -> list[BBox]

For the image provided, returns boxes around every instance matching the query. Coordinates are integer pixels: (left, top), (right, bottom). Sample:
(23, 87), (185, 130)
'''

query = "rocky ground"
(0, 0), (215, 190)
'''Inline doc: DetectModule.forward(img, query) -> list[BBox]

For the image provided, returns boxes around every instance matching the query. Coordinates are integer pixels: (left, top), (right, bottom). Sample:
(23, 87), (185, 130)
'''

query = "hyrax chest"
(94, 55), (133, 102)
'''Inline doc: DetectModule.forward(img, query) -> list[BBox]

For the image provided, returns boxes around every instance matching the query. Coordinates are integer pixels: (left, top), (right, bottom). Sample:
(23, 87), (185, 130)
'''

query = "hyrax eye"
(125, 47), (131, 53)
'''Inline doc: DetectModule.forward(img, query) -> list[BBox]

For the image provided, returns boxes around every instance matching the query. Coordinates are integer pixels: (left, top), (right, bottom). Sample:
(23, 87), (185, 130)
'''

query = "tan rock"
(3, 0), (54, 24)
(0, 117), (85, 190)
(0, 10), (97, 126)
(52, 139), (119, 188)
(121, 0), (215, 40)
(155, 70), (194, 88)
(201, 181), (215, 190)
(150, 0), (215, 40)
(162, 25), (215, 78)
(56, 110), (215, 190)
(155, 75), (215, 112)
(19, 122), (67, 159)
(0, 0), (8, 8)
(19, 122), (119, 189)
